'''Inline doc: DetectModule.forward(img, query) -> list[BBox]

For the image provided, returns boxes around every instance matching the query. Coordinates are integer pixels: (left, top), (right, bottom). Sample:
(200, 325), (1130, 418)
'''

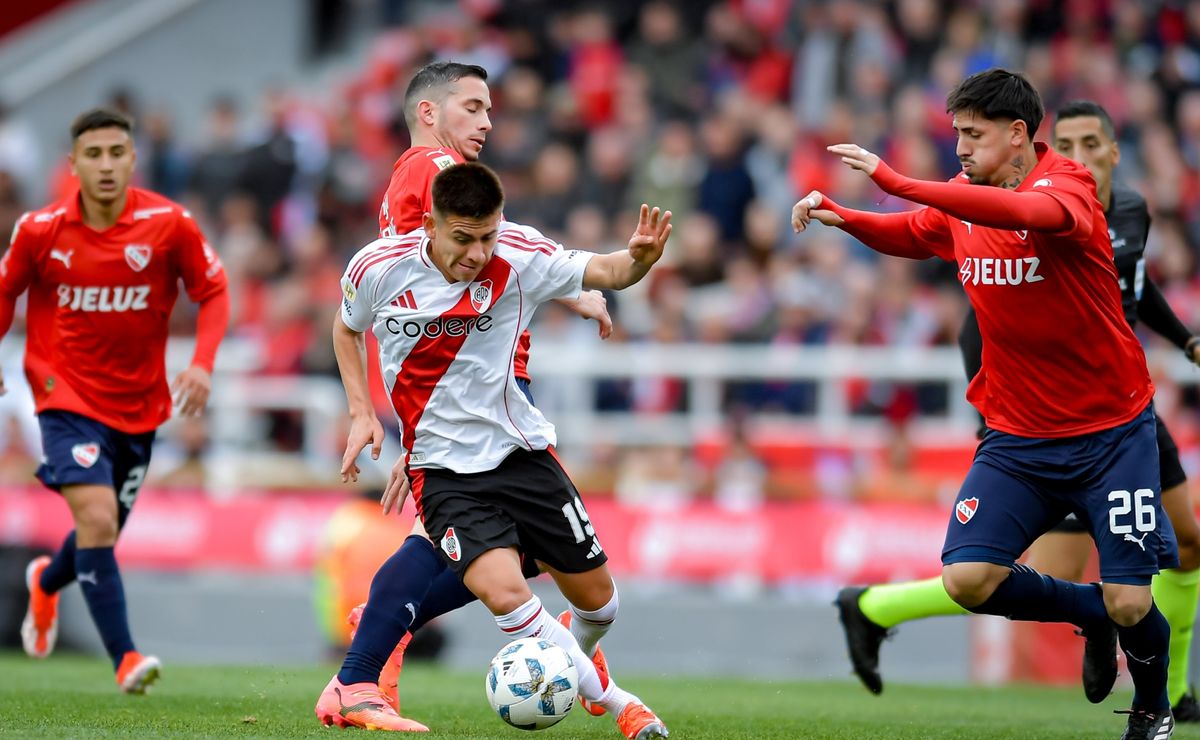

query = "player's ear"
(422, 212), (436, 240)
(67, 151), (77, 176)
(1111, 139), (1121, 167)
(418, 99), (436, 127)
(1010, 119), (1028, 147)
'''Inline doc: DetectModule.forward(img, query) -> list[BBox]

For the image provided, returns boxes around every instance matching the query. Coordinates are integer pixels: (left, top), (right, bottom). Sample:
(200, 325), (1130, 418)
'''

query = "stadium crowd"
(4, 0), (1200, 500)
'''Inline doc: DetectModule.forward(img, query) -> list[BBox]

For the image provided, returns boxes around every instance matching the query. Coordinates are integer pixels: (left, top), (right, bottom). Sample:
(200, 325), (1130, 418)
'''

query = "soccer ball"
(485, 637), (579, 730)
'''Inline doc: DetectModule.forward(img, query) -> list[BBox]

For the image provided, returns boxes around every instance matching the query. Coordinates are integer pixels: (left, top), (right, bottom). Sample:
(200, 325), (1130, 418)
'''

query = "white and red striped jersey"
(340, 221), (592, 473)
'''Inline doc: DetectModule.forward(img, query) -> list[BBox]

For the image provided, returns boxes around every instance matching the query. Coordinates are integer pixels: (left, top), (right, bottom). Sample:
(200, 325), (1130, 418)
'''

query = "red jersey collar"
(1015, 143), (1057, 192)
(64, 186), (138, 226)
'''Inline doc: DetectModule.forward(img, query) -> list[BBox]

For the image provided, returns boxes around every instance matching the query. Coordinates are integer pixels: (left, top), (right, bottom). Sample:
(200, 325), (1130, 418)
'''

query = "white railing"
(1, 338), (1197, 485)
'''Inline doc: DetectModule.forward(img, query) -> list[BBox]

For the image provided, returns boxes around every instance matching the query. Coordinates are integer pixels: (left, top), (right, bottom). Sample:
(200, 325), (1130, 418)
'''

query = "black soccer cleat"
(1116, 708), (1174, 739)
(1171, 690), (1200, 723)
(834, 586), (891, 695)
(1079, 621), (1119, 703)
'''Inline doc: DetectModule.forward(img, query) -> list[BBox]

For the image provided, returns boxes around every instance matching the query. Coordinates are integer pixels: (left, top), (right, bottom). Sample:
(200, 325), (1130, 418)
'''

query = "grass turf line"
(0, 652), (1195, 738)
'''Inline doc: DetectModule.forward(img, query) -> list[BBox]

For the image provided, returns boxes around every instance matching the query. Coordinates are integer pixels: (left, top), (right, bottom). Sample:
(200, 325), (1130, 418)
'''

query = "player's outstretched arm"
(583, 204), (672, 291)
(828, 144), (1075, 233)
(792, 190), (941, 260)
(332, 312), (384, 483)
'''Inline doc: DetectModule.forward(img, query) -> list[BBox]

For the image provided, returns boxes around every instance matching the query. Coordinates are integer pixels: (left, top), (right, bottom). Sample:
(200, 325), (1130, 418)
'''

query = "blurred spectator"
(0, 102), (39, 196)
(189, 96), (246, 220)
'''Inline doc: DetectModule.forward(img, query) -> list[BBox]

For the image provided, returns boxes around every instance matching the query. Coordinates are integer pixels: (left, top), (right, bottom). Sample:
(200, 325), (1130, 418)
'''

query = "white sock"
(494, 595), (636, 713)
(571, 588), (619, 658)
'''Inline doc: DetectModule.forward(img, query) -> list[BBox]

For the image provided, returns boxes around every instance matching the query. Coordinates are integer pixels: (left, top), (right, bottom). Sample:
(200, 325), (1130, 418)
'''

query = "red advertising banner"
(0, 487), (955, 583)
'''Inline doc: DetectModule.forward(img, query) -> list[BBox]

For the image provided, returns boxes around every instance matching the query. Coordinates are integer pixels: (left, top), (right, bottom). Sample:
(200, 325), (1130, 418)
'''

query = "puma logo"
(1124, 532), (1149, 551)
(77, 570), (97, 585)
(50, 249), (73, 269)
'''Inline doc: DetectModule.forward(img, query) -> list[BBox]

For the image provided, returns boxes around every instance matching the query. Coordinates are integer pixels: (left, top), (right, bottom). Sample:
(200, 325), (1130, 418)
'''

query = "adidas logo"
(391, 290), (418, 310)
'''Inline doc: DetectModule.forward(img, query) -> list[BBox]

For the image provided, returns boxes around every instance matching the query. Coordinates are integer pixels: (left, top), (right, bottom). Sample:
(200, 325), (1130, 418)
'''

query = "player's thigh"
(35, 410), (118, 491)
(499, 450), (608, 577)
(1080, 408), (1177, 585)
(942, 456), (1065, 570)
(1024, 526), (1092, 582)
(542, 562), (615, 612)
(409, 516), (429, 540)
(110, 429), (155, 528)
(415, 468), (521, 578)
(61, 483), (119, 546)
(462, 546), (533, 615)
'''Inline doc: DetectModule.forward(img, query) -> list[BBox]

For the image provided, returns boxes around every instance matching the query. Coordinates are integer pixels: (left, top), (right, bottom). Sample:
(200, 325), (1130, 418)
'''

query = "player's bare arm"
(331, 312), (384, 483)
(582, 204), (672, 291)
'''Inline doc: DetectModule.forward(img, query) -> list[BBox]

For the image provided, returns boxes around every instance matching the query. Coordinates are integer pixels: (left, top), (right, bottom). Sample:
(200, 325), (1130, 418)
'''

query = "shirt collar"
(64, 187), (138, 226)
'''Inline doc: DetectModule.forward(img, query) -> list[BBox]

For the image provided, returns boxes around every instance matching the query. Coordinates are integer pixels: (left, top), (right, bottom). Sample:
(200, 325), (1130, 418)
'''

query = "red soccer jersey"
(902, 146), (1153, 436)
(378, 145), (534, 382)
(0, 188), (228, 433)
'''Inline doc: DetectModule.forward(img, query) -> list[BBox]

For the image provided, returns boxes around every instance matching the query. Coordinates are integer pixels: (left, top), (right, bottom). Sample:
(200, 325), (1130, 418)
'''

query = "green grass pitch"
(0, 652), (1197, 738)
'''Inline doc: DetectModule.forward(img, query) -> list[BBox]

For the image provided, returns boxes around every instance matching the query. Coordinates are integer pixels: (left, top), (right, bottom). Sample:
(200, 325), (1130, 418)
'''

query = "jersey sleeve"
(1028, 172), (1095, 241)
(340, 247), (382, 333)
(0, 212), (38, 298)
(174, 211), (227, 302)
(380, 156), (441, 237)
(506, 226), (592, 304)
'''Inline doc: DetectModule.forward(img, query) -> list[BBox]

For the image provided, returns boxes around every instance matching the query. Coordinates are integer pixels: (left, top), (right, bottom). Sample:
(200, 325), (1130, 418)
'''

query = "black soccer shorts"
(414, 448), (607, 578)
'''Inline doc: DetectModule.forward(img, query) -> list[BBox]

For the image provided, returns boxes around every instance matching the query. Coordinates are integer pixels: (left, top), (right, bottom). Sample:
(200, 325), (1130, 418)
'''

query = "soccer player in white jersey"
(319, 163), (672, 738)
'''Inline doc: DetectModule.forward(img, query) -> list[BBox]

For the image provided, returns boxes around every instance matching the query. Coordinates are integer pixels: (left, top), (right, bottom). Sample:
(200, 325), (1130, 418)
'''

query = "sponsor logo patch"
(433, 154), (456, 170)
(441, 527), (461, 561)
(71, 443), (100, 468)
(955, 497), (979, 524)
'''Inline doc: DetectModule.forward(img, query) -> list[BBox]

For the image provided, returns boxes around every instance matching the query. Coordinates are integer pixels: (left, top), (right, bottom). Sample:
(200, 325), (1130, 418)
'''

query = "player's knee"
(1102, 586), (1152, 627)
(74, 510), (118, 546)
(942, 564), (1004, 608)
(571, 578), (615, 614)
(478, 582), (535, 616)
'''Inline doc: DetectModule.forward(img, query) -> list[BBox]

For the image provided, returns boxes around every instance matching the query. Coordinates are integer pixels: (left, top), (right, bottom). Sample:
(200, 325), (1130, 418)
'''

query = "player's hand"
(828, 144), (881, 176)
(341, 413), (384, 483)
(565, 290), (612, 339)
(628, 204), (673, 267)
(171, 365), (212, 417)
(791, 191), (844, 232)
(381, 456), (411, 515)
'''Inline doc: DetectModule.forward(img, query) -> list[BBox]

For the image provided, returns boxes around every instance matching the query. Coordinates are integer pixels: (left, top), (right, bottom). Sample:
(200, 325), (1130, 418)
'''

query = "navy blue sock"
(409, 565), (477, 633)
(338, 535), (442, 685)
(969, 564), (1110, 628)
(1118, 603), (1171, 712)
(75, 546), (135, 669)
(40, 530), (78, 594)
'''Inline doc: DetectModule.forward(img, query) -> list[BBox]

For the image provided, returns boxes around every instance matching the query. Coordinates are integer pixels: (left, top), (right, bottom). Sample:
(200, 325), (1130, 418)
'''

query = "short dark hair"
(70, 108), (133, 140)
(946, 68), (1044, 138)
(1055, 100), (1116, 141)
(403, 61), (488, 128)
(431, 163), (504, 219)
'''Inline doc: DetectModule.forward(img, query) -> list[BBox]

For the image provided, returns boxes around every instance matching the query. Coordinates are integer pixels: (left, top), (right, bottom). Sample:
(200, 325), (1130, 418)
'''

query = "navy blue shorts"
(36, 410), (155, 529)
(943, 405), (1178, 585)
